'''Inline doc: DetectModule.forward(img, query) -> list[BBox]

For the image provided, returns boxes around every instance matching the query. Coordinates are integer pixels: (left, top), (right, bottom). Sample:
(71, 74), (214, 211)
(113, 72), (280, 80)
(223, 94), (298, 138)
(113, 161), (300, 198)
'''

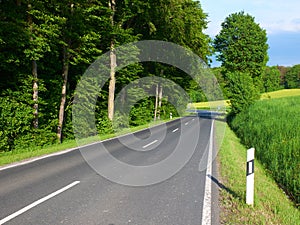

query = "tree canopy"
(213, 11), (269, 114)
(214, 11), (269, 78)
(0, 0), (212, 151)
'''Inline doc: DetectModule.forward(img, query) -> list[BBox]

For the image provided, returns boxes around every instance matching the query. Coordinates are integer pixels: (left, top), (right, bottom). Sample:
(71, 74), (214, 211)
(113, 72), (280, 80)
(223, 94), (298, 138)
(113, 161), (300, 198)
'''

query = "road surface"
(0, 116), (219, 225)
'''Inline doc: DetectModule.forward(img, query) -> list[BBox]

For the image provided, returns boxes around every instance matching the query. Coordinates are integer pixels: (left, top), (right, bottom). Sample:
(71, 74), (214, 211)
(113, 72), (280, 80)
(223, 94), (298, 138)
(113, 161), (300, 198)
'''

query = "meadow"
(230, 95), (300, 206)
(192, 88), (300, 109)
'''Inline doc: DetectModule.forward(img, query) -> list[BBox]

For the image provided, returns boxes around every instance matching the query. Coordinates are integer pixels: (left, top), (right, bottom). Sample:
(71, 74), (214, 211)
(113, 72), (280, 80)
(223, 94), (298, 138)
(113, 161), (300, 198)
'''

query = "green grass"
(230, 96), (300, 205)
(261, 88), (300, 99)
(217, 121), (300, 224)
(192, 88), (300, 109)
(190, 100), (229, 109)
(0, 118), (176, 167)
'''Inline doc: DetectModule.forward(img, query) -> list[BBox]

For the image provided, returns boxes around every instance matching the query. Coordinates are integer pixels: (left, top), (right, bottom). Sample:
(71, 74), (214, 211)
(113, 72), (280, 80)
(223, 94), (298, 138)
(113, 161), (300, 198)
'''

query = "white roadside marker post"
(246, 148), (255, 205)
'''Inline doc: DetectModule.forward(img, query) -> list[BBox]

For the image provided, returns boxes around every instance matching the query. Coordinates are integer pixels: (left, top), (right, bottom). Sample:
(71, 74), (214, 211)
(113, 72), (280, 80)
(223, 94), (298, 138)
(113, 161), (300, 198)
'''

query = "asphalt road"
(0, 116), (219, 225)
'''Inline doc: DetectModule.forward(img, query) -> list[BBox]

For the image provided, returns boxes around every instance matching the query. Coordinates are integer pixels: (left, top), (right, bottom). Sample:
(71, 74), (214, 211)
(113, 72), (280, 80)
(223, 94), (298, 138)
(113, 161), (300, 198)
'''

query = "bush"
(224, 71), (260, 115)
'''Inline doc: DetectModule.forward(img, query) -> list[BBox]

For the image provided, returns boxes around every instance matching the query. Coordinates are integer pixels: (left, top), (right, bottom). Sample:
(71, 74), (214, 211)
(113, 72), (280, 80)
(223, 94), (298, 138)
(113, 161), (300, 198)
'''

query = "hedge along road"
(0, 116), (219, 225)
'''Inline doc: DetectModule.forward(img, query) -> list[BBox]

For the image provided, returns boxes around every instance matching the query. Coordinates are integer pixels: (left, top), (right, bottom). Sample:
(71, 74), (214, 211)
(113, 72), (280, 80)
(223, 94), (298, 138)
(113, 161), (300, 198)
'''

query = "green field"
(261, 88), (300, 99)
(229, 95), (300, 206)
(192, 88), (300, 109)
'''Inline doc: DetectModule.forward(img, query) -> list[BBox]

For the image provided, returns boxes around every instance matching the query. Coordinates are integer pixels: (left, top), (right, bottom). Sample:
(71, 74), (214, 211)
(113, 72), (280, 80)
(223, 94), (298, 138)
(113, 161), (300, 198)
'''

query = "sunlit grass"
(217, 121), (300, 224)
(193, 88), (300, 109)
(230, 95), (300, 205)
(261, 88), (300, 99)
(190, 100), (230, 109)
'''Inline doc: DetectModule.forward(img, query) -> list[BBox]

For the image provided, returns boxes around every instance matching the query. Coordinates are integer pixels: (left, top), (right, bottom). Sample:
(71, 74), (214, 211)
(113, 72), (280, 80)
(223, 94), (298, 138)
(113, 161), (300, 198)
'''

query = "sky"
(200, 0), (300, 67)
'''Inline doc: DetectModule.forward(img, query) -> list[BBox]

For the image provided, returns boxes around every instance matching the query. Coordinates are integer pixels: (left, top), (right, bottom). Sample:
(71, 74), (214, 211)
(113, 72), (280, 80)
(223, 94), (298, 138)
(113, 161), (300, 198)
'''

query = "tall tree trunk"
(157, 69), (164, 120)
(32, 60), (38, 129)
(154, 84), (158, 121)
(108, 0), (116, 121)
(108, 45), (116, 121)
(158, 84), (163, 120)
(28, 2), (38, 129)
(57, 46), (69, 143)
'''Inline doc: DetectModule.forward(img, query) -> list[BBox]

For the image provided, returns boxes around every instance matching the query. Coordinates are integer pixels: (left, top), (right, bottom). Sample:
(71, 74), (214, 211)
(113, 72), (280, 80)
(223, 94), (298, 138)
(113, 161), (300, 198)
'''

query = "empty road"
(0, 117), (219, 225)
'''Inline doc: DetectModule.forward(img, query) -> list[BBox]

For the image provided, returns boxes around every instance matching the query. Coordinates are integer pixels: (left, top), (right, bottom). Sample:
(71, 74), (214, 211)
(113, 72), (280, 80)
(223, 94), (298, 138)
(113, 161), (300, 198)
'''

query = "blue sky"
(200, 0), (300, 67)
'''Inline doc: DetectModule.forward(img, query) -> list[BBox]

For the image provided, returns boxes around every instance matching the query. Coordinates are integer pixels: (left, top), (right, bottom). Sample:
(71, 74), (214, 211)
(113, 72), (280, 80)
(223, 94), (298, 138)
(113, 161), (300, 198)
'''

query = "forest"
(0, 1), (299, 152)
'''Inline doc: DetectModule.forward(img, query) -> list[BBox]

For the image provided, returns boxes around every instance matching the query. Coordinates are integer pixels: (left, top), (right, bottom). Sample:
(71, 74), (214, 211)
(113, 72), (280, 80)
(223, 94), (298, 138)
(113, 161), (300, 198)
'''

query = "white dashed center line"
(172, 128), (179, 133)
(142, 140), (158, 149)
(0, 181), (80, 224)
(185, 122), (189, 125)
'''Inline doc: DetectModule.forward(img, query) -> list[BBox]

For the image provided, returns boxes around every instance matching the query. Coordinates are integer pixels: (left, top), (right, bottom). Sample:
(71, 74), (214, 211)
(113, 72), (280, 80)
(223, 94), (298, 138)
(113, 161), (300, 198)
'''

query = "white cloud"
(201, 0), (300, 35)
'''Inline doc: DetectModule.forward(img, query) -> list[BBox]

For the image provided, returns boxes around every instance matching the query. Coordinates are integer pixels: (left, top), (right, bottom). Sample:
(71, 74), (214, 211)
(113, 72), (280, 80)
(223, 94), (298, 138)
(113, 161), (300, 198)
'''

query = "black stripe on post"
(246, 159), (254, 176)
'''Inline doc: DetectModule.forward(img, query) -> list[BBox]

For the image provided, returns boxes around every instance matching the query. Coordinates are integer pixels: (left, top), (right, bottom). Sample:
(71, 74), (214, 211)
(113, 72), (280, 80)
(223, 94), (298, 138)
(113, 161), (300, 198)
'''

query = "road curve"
(0, 116), (219, 225)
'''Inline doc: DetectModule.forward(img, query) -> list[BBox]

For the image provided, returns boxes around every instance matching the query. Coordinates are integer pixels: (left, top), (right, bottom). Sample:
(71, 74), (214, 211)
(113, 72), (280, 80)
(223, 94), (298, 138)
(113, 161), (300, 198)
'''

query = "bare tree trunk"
(32, 60), (38, 129)
(154, 84), (158, 121)
(28, 2), (38, 129)
(57, 46), (69, 143)
(108, 0), (116, 121)
(157, 69), (164, 120)
(108, 45), (116, 121)
(158, 84), (163, 120)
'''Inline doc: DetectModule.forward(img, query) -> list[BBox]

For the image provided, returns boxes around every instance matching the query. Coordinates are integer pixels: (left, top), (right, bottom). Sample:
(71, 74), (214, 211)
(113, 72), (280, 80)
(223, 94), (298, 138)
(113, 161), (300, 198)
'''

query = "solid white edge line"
(172, 128), (179, 133)
(201, 120), (214, 225)
(0, 181), (80, 225)
(142, 140), (158, 149)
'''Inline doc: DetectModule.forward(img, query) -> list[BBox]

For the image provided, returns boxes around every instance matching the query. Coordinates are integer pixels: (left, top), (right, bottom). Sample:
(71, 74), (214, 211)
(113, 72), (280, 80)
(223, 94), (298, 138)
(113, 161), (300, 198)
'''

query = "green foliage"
(129, 98), (154, 126)
(230, 96), (300, 205)
(284, 64), (300, 89)
(0, 78), (55, 151)
(0, 0), (212, 152)
(214, 11), (269, 78)
(224, 71), (260, 115)
(261, 66), (282, 92)
(213, 11), (269, 114)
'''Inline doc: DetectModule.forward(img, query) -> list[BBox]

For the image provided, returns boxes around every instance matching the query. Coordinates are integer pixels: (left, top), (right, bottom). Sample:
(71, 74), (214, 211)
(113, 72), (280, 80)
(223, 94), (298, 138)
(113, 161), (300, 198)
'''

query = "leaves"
(214, 11), (269, 78)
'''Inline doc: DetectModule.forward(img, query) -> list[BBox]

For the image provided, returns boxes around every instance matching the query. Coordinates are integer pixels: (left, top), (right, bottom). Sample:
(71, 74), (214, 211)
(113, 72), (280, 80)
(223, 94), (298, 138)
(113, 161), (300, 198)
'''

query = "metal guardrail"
(186, 109), (226, 119)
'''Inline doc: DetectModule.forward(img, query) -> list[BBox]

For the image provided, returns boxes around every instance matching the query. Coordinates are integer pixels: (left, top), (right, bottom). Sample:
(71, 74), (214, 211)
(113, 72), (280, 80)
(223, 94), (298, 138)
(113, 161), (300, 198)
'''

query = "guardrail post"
(246, 148), (255, 205)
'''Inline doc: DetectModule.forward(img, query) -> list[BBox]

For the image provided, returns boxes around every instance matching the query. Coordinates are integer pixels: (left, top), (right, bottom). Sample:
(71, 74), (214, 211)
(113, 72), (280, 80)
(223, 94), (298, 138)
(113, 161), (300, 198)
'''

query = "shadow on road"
(208, 174), (242, 201)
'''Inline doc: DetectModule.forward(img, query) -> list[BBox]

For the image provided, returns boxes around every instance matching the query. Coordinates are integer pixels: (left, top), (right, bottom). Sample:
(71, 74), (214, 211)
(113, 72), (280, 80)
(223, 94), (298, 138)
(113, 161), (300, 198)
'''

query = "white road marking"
(185, 122), (189, 125)
(0, 181), (80, 224)
(201, 120), (214, 225)
(142, 140), (158, 149)
(172, 128), (179, 133)
(192, 118), (195, 121)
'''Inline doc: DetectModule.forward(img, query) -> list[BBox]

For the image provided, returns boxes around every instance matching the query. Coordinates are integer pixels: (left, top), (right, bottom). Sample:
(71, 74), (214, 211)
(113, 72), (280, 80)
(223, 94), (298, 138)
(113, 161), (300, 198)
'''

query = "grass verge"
(216, 121), (300, 224)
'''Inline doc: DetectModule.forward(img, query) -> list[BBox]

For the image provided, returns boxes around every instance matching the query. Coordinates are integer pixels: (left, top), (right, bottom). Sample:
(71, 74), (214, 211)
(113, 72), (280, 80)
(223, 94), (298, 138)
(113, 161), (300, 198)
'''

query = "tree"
(224, 71), (260, 115)
(214, 11), (269, 79)
(214, 12), (268, 114)
(284, 64), (300, 89)
(261, 66), (281, 92)
(108, 0), (116, 121)
(53, 0), (104, 142)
